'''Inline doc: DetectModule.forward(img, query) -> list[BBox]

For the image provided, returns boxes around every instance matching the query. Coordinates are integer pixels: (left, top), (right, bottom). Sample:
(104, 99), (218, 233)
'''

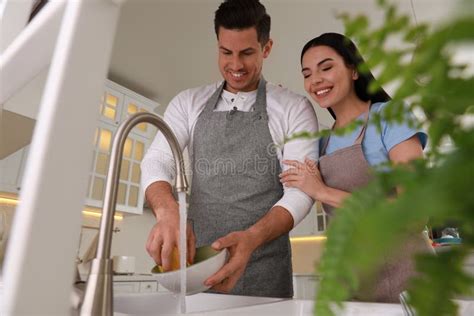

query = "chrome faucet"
(79, 112), (189, 316)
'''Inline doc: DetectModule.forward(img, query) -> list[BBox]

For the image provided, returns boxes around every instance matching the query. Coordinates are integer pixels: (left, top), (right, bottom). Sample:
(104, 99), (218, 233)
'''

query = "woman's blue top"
(320, 102), (428, 166)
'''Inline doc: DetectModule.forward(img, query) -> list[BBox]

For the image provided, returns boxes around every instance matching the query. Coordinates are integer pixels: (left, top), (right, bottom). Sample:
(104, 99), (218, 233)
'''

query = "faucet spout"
(79, 112), (188, 316)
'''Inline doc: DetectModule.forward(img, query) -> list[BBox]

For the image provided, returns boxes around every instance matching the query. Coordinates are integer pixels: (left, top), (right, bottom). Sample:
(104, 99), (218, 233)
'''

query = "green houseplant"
(291, 0), (474, 315)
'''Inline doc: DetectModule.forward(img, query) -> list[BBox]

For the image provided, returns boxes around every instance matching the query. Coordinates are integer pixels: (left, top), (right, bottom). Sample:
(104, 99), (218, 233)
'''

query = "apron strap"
(354, 107), (371, 145)
(320, 103), (371, 155)
(253, 77), (267, 114)
(203, 81), (226, 114)
(320, 122), (335, 156)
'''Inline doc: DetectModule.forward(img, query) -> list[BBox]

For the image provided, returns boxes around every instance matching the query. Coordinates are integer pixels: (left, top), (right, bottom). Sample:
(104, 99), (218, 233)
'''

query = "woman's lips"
(316, 87), (332, 96)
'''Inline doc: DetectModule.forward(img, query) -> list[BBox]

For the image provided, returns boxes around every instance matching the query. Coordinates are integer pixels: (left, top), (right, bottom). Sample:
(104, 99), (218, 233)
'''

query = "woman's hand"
(280, 158), (326, 200)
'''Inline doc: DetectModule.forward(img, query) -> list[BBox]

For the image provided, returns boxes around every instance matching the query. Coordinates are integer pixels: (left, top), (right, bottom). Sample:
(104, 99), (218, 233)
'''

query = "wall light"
(83, 208), (123, 221)
(0, 194), (122, 220)
(0, 196), (18, 206)
(290, 236), (327, 242)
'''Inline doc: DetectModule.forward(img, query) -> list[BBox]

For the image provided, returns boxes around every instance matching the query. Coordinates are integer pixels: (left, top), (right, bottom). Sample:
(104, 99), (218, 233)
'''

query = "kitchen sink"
(113, 292), (285, 315)
(114, 292), (474, 316)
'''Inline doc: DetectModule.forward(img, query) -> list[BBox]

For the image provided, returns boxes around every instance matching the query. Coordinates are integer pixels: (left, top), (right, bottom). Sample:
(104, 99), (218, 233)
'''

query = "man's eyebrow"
(241, 48), (256, 53)
(219, 46), (232, 52)
(218, 46), (256, 54)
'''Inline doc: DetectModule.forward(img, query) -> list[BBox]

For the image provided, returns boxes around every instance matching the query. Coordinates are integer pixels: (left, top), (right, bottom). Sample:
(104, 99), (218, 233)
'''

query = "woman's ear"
(352, 69), (359, 80)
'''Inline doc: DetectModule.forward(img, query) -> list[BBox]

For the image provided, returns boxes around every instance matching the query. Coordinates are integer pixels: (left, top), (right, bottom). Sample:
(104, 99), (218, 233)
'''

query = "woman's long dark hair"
(301, 32), (391, 119)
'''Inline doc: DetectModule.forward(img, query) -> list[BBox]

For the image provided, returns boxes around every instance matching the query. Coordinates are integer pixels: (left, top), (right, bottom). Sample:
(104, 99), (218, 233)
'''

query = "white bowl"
(151, 246), (228, 295)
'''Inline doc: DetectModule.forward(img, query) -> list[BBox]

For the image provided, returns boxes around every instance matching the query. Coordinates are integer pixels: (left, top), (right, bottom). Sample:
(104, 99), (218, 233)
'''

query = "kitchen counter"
(114, 292), (474, 315)
(195, 299), (474, 316)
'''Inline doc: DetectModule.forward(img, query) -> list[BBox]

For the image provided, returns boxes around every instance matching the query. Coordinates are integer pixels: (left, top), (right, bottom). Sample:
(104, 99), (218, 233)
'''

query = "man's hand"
(146, 210), (196, 271)
(145, 181), (196, 271)
(204, 206), (294, 293)
(204, 230), (257, 293)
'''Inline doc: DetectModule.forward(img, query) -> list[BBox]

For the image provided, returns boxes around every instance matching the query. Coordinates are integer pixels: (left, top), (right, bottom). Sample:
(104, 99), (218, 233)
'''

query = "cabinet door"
(113, 281), (140, 294)
(0, 147), (27, 194)
(139, 281), (158, 293)
(85, 121), (115, 209)
(16, 145), (29, 192)
(121, 95), (155, 139)
(292, 275), (320, 300)
(114, 132), (148, 214)
(100, 87), (124, 126)
(84, 81), (158, 215)
(85, 121), (147, 215)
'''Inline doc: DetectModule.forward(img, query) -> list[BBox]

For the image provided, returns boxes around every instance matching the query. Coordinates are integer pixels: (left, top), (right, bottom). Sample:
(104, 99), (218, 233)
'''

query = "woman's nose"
(311, 74), (323, 85)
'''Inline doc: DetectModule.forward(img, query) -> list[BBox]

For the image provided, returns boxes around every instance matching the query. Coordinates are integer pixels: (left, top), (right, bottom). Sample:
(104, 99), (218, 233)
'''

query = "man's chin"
(225, 81), (247, 93)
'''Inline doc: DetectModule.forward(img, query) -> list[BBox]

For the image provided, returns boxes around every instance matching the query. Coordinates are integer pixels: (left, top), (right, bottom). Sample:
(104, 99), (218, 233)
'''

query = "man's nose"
(230, 55), (244, 69)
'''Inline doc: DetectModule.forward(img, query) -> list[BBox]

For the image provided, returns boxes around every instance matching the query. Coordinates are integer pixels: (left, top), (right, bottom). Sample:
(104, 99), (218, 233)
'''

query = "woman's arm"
(281, 135), (423, 208)
(388, 135), (424, 164)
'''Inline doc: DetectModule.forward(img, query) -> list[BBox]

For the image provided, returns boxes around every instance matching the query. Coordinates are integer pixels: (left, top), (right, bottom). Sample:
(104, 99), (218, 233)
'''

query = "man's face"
(217, 27), (272, 93)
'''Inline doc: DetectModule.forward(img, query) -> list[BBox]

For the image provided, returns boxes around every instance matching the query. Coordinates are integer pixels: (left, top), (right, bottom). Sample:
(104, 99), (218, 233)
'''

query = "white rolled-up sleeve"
(273, 97), (319, 227)
(140, 93), (190, 191)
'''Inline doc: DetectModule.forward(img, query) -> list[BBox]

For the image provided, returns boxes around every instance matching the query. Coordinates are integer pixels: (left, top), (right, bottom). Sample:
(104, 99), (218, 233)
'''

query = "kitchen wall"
(109, 208), (157, 273)
(108, 0), (460, 127)
(74, 213), (149, 275)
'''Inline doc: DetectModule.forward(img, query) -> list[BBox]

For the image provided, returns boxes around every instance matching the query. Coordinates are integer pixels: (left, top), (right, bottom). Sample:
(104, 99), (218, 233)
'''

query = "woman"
(280, 32), (431, 303)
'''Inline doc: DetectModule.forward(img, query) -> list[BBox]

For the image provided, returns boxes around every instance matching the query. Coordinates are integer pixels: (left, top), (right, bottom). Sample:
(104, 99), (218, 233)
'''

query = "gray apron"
(319, 110), (430, 303)
(188, 78), (293, 298)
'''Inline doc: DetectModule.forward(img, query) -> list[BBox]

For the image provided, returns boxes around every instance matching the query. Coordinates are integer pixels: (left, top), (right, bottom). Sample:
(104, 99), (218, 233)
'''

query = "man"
(141, 0), (318, 298)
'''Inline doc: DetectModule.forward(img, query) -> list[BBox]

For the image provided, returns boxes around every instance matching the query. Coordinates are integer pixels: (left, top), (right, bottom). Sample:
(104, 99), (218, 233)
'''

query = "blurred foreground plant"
(305, 0), (474, 315)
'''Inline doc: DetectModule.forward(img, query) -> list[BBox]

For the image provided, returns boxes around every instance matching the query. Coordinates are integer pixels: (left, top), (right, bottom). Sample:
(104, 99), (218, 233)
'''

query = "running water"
(178, 191), (187, 314)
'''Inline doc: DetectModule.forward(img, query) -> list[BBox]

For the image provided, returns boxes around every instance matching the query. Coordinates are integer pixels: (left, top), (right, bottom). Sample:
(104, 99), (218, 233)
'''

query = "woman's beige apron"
(319, 111), (430, 303)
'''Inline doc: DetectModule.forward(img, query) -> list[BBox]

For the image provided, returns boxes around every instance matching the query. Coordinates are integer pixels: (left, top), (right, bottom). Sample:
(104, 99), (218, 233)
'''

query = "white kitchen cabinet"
(0, 145), (29, 194)
(113, 281), (141, 294)
(84, 80), (159, 215)
(139, 281), (158, 293)
(113, 280), (158, 294)
(292, 274), (320, 300)
(1, 80), (159, 216)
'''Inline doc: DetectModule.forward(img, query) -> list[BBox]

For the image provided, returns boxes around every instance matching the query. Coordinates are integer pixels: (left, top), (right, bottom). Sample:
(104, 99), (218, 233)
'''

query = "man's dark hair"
(214, 0), (271, 45)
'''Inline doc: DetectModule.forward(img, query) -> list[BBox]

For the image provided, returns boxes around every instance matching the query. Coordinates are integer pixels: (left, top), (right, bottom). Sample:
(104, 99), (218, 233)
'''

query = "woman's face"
(301, 45), (358, 109)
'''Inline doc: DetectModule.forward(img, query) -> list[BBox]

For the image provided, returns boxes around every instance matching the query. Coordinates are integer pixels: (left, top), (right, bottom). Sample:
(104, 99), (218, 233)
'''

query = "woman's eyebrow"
(301, 58), (334, 72)
(318, 58), (333, 66)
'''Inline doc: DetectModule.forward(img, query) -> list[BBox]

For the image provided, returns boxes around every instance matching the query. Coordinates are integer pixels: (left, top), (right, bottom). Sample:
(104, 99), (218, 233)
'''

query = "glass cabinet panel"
(85, 81), (159, 215)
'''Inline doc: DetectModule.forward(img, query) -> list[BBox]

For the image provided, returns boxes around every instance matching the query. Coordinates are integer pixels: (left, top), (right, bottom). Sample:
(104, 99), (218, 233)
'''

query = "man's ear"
(262, 39), (273, 58)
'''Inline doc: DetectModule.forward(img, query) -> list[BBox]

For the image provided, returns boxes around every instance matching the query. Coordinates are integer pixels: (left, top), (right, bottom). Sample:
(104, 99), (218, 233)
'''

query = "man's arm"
(275, 96), (319, 226)
(141, 92), (195, 269)
(204, 206), (293, 292)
